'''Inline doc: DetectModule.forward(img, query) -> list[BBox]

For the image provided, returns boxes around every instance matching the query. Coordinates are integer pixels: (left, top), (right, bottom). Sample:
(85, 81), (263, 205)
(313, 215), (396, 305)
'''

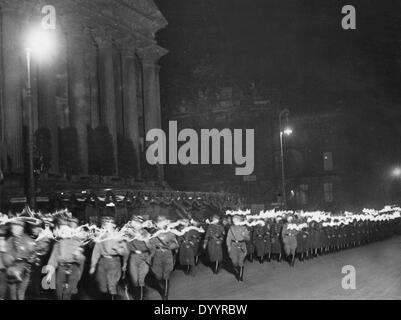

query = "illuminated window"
(323, 152), (333, 171)
(324, 182), (333, 203)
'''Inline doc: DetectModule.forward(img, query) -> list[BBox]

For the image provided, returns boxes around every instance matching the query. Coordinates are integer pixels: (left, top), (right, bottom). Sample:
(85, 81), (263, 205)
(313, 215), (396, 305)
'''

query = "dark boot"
(139, 286), (144, 301)
(163, 280), (169, 300)
(234, 266), (241, 282)
(291, 255), (295, 267)
(185, 265), (191, 275)
(214, 261), (220, 275)
(259, 256), (264, 264)
(239, 266), (244, 282)
(248, 253), (253, 263)
(132, 287), (139, 300)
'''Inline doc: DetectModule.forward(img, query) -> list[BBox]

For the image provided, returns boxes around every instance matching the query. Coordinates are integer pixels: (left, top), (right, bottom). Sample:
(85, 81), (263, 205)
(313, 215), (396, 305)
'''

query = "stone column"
(139, 46), (167, 181)
(37, 53), (59, 173)
(121, 43), (142, 180)
(1, 4), (24, 173)
(95, 30), (118, 175)
(67, 26), (91, 174)
(86, 42), (100, 130)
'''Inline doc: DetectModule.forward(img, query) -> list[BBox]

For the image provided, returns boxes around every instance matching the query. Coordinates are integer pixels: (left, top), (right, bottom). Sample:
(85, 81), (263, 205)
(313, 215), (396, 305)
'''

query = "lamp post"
(279, 109), (292, 209)
(25, 28), (56, 209)
(25, 47), (36, 209)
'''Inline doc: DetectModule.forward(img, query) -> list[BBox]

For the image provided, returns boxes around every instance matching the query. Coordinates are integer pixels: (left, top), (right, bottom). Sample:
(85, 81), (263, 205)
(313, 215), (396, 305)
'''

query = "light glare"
(392, 167), (401, 177)
(283, 127), (293, 136)
(25, 28), (56, 59)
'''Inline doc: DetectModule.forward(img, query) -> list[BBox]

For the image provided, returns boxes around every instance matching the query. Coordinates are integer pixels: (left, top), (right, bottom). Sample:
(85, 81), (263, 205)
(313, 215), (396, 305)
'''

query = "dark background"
(155, 0), (401, 119)
(154, 0), (401, 208)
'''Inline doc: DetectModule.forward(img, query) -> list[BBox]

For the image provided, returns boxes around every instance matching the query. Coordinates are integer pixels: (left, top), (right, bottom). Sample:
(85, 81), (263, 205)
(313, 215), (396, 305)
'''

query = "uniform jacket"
(128, 239), (153, 256)
(281, 224), (298, 238)
(150, 232), (179, 251)
(48, 238), (85, 268)
(204, 223), (225, 246)
(3, 234), (37, 267)
(226, 225), (250, 248)
(91, 237), (129, 271)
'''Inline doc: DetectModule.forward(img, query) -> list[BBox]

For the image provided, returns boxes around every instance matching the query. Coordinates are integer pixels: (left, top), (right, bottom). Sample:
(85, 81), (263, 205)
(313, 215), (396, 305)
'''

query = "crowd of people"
(0, 205), (400, 300)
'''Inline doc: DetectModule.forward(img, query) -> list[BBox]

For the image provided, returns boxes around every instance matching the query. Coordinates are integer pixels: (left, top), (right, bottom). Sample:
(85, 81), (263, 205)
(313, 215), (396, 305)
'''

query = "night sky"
(155, 0), (401, 123)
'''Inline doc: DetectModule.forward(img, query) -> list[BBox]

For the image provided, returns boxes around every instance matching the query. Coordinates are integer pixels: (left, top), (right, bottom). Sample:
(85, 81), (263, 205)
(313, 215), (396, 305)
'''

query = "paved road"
(144, 236), (401, 300)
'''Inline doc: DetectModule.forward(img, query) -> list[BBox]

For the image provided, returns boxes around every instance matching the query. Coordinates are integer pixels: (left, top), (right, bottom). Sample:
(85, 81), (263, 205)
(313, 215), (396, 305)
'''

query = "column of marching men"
(0, 205), (401, 300)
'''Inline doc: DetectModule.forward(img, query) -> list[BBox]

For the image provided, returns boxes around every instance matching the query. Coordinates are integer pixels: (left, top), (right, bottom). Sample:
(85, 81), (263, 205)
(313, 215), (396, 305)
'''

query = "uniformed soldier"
(0, 224), (7, 300)
(190, 220), (203, 266)
(270, 217), (283, 262)
(26, 217), (53, 300)
(281, 217), (298, 266)
(245, 226), (255, 263)
(253, 221), (271, 263)
(90, 217), (129, 300)
(203, 215), (225, 274)
(46, 217), (86, 300)
(226, 215), (250, 282)
(150, 216), (179, 300)
(296, 225), (309, 261)
(3, 219), (37, 300)
(177, 220), (197, 276)
(127, 219), (154, 300)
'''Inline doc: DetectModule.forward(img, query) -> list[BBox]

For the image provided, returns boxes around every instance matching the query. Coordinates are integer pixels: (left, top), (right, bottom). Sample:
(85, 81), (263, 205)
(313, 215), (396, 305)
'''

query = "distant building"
(0, 0), (168, 205)
(166, 90), (397, 211)
(282, 112), (349, 211)
(164, 85), (281, 208)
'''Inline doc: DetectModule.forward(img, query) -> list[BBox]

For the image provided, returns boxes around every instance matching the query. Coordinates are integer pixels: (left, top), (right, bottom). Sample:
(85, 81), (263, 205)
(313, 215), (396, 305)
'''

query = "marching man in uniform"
(203, 214), (225, 274)
(126, 217), (154, 300)
(226, 214), (250, 282)
(177, 220), (197, 276)
(281, 216), (298, 267)
(150, 216), (179, 300)
(90, 217), (129, 300)
(253, 219), (271, 264)
(46, 217), (86, 300)
(3, 219), (37, 300)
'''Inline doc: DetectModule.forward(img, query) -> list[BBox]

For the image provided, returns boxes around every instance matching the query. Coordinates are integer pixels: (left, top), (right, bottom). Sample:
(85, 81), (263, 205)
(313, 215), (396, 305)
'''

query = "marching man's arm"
(120, 242), (129, 272)
(47, 242), (60, 270)
(90, 243), (101, 274)
(226, 227), (233, 251)
(203, 226), (211, 248)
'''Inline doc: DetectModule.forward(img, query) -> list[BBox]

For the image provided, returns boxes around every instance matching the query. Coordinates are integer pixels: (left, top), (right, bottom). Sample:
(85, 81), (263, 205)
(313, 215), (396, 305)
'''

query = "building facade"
(0, 0), (168, 203)
(165, 93), (398, 212)
(164, 85), (281, 208)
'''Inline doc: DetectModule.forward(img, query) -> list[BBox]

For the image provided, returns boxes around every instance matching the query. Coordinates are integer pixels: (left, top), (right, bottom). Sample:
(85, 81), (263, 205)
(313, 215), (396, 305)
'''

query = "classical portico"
(0, 0), (167, 186)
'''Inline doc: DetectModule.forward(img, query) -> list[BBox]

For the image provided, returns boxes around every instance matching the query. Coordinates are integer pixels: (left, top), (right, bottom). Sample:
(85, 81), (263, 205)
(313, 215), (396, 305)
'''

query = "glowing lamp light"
(25, 28), (57, 59)
(392, 167), (401, 177)
(283, 127), (293, 136)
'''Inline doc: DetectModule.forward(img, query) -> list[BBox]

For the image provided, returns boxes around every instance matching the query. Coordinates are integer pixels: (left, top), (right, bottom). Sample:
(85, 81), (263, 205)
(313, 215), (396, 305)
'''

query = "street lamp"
(25, 28), (56, 209)
(279, 109), (292, 209)
(392, 167), (401, 178)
